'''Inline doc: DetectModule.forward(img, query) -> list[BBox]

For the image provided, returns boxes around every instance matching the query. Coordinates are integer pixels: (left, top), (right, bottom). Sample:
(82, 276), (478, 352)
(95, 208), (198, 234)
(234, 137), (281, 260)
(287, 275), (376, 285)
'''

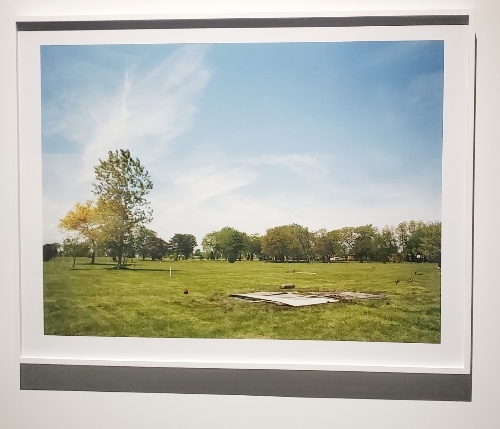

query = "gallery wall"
(2, 0), (499, 428)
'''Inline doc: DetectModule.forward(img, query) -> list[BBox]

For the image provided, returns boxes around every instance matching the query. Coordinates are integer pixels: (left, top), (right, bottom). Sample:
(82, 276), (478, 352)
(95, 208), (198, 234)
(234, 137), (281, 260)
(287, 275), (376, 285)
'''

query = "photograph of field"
(42, 40), (444, 342)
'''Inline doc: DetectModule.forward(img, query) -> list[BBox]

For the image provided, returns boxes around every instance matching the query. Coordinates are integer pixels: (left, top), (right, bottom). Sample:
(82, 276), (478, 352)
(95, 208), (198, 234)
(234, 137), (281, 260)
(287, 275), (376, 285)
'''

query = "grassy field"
(43, 257), (440, 343)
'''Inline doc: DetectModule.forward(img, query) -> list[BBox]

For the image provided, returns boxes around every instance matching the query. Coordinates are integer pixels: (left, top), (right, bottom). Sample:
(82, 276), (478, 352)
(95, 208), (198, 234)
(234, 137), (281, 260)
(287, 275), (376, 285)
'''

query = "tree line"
(200, 221), (441, 264)
(44, 149), (441, 267)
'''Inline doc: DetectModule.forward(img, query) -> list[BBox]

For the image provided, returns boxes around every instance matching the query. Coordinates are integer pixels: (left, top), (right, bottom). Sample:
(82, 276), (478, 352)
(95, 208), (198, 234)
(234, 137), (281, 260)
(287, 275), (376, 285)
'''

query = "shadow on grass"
(102, 267), (182, 273)
(83, 262), (117, 266)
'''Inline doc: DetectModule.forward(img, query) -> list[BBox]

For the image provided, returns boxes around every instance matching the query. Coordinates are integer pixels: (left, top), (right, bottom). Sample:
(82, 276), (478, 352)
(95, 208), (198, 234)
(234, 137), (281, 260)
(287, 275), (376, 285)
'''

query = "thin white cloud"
(355, 41), (436, 72)
(404, 72), (443, 110)
(251, 153), (330, 178)
(80, 45), (211, 182)
(173, 163), (258, 204)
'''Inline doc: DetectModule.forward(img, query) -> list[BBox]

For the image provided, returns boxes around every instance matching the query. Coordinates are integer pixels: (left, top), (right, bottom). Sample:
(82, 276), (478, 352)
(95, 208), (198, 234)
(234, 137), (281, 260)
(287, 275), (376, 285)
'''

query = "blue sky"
(41, 41), (444, 245)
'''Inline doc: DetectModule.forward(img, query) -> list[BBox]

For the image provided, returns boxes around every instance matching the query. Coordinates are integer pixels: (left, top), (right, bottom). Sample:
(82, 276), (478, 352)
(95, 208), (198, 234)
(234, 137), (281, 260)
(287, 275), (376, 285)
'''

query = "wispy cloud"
(80, 45), (211, 181)
(173, 163), (258, 204)
(252, 153), (330, 178)
(403, 72), (443, 110)
(354, 41), (434, 72)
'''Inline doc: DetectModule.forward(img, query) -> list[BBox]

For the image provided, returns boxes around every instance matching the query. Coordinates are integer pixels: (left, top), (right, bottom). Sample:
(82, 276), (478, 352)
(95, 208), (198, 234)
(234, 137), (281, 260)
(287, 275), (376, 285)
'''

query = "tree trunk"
(117, 249), (123, 269)
(90, 250), (96, 265)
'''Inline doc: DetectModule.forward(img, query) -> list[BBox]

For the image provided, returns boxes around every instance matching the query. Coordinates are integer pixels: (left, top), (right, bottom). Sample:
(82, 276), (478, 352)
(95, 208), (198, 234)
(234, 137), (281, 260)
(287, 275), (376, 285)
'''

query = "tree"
(313, 228), (332, 262)
(224, 229), (246, 262)
(245, 233), (262, 260)
(43, 243), (60, 262)
(59, 200), (102, 264)
(338, 226), (357, 258)
(418, 222), (441, 264)
(328, 229), (345, 259)
(202, 231), (223, 260)
(92, 149), (153, 269)
(216, 227), (246, 261)
(404, 220), (426, 261)
(289, 224), (315, 262)
(373, 226), (398, 262)
(193, 249), (203, 259)
(62, 237), (89, 267)
(202, 227), (247, 262)
(170, 233), (197, 260)
(149, 237), (170, 261)
(261, 226), (294, 261)
(351, 225), (377, 261)
(134, 227), (159, 260)
(395, 221), (409, 260)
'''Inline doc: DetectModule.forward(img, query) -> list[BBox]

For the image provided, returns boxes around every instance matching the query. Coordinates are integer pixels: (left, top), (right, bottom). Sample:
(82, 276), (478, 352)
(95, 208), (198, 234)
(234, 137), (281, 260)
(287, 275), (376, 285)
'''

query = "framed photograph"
(17, 13), (474, 400)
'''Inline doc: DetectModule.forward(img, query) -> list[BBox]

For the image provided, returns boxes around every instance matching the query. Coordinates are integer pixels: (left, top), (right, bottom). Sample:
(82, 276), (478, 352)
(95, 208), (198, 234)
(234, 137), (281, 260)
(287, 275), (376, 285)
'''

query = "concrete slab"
(230, 292), (338, 307)
(230, 290), (384, 306)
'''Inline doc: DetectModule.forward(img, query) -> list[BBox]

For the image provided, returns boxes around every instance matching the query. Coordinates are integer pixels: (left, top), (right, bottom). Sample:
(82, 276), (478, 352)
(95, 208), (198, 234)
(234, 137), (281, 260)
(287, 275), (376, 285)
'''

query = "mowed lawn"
(43, 257), (441, 343)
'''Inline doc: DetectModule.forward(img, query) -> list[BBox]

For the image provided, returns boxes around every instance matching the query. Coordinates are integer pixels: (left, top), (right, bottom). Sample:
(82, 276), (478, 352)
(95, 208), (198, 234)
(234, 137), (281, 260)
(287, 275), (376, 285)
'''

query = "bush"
(227, 253), (236, 263)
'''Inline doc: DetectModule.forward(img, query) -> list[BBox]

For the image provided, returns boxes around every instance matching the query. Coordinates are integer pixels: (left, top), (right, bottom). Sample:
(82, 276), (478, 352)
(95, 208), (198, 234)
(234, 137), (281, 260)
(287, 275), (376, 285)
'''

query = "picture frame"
(16, 12), (475, 400)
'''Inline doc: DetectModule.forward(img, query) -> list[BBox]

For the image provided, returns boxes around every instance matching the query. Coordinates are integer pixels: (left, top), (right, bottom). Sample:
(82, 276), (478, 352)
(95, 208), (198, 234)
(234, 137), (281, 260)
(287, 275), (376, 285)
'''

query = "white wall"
(2, 1), (499, 428)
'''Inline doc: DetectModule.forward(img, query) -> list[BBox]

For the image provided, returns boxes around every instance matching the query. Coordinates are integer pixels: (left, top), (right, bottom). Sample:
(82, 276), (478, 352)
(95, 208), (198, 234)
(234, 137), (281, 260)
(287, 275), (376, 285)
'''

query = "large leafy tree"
(134, 227), (159, 260)
(289, 224), (314, 262)
(328, 229), (345, 259)
(202, 231), (223, 260)
(261, 226), (294, 261)
(92, 149), (153, 269)
(313, 228), (333, 262)
(170, 233), (197, 260)
(338, 226), (357, 258)
(149, 236), (170, 261)
(351, 224), (377, 261)
(217, 227), (247, 262)
(201, 227), (248, 262)
(127, 227), (170, 261)
(43, 243), (60, 262)
(418, 222), (441, 264)
(405, 220), (426, 261)
(373, 226), (398, 262)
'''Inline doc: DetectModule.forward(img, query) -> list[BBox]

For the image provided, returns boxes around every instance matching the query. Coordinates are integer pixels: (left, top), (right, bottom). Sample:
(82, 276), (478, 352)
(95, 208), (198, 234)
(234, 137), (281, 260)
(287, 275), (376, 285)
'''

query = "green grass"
(43, 257), (441, 343)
